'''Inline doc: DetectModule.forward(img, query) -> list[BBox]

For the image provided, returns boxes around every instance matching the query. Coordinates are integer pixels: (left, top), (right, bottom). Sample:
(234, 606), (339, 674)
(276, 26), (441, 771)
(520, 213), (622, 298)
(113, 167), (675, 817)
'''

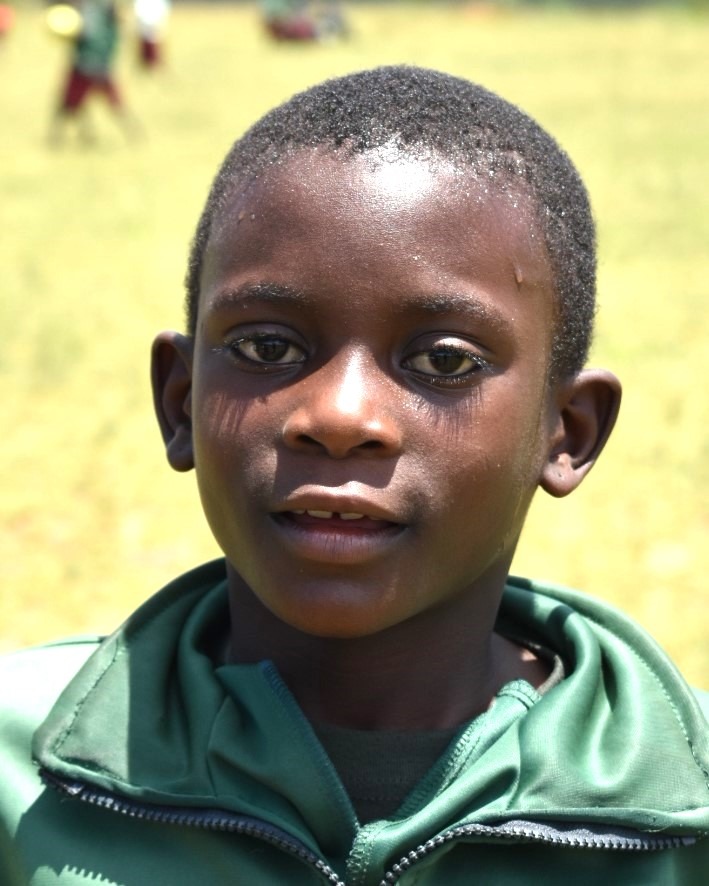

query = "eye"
(228, 334), (306, 367)
(404, 340), (489, 382)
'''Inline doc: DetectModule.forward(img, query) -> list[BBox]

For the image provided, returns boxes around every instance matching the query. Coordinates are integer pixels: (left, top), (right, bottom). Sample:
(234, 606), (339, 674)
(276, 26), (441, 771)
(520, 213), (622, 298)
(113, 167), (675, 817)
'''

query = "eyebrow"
(209, 282), (308, 312)
(209, 282), (512, 332)
(396, 292), (514, 333)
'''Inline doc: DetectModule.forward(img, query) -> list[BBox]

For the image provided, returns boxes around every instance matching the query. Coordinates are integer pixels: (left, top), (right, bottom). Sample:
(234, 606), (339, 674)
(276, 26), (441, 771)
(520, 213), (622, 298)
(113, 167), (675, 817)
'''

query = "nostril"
(296, 435), (383, 452)
(289, 431), (389, 458)
(297, 434), (323, 448)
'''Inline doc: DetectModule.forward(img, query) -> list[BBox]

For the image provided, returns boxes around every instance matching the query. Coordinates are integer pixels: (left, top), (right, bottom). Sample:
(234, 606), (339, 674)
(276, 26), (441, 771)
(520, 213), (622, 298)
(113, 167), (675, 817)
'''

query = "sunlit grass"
(1, 3), (707, 685)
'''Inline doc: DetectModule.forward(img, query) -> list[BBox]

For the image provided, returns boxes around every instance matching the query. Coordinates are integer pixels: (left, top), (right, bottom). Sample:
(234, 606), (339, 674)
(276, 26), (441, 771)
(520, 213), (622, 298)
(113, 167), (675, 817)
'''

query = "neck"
(225, 562), (548, 731)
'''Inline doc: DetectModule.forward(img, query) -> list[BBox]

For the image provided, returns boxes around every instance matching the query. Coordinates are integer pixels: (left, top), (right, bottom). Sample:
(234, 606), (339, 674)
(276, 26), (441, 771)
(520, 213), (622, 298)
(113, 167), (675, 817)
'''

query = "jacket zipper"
(41, 770), (346, 885)
(379, 819), (697, 885)
(41, 770), (698, 886)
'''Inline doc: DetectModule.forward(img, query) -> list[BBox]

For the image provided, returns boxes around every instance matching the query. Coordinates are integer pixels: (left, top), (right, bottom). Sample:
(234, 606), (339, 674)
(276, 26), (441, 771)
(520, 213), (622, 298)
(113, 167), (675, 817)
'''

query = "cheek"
(192, 384), (279, 484)
(430, 395), (547, 519)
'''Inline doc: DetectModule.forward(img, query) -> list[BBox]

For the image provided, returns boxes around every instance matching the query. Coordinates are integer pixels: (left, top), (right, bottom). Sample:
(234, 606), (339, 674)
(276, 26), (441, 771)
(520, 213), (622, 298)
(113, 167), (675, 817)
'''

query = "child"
(1, 66), (707, 884)
(261, 0), (348, 42)
(261, 0), (320, 42)
(133, 0), (169, 69)
(0, 3), (14, 42)
(48, 0), (138, 144)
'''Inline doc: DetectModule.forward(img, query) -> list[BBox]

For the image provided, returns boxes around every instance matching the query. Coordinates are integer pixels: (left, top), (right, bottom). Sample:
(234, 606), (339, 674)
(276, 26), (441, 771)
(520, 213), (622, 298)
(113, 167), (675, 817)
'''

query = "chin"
(269, 594), (408, 641)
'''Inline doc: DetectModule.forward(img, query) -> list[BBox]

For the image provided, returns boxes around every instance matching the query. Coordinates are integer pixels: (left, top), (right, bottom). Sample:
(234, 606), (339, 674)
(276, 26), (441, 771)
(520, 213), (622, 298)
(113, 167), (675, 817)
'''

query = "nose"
(281, 351), (403, 458)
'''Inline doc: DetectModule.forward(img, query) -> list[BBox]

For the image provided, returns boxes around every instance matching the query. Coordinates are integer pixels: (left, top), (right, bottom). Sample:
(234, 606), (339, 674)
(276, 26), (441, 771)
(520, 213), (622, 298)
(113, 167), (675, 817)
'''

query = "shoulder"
(0, 639), (101, 853)
(0, 638), (101, 745)
(0, 635), (101, 683)
(691, 687), (709, 723)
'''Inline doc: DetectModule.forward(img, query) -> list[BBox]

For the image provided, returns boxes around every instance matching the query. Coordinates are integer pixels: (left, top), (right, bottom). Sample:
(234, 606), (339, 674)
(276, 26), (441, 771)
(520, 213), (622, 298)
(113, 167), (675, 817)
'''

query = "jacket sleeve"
(0, 816), (25, 886)
(691, 687), (709, 724)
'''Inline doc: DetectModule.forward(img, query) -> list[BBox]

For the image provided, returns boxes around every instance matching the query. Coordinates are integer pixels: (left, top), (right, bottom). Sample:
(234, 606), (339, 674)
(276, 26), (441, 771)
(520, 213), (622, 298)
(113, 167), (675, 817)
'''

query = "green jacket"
(1, 560), (708, 884)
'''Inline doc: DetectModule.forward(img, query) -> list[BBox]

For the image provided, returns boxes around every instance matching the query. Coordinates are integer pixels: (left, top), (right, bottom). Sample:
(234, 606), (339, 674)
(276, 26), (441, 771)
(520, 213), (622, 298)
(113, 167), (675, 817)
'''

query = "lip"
(274, 491), (404, 525)
(271, 492), (407, 565)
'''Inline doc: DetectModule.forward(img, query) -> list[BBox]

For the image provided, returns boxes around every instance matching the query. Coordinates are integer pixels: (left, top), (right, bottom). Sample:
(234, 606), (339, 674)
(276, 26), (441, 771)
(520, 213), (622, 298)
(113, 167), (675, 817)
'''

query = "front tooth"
(340, 512), (365, 520)
(291, 509), (306, 515)
(307, 510), (333, 519)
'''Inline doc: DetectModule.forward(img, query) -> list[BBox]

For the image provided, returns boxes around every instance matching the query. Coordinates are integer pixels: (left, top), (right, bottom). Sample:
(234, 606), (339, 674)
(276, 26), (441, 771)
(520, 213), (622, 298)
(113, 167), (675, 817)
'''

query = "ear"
(151, 331), (195, 473)
(540, 369), (622, 498)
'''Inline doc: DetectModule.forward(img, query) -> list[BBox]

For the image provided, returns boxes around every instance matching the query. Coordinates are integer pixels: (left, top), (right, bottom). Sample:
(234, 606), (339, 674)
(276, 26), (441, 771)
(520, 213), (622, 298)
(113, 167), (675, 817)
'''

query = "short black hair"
(186, 65), (596, 378)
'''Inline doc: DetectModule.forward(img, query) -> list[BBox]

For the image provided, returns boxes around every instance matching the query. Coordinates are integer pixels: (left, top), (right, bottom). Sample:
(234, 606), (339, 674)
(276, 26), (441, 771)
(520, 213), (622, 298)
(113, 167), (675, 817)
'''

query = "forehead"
(211, 145), (544, 237)
(201, 148), (555, 329)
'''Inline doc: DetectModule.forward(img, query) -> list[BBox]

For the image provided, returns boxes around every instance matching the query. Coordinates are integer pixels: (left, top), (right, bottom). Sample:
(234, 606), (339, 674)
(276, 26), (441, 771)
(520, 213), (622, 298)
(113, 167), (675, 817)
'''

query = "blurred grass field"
(1, 2), (707, 684)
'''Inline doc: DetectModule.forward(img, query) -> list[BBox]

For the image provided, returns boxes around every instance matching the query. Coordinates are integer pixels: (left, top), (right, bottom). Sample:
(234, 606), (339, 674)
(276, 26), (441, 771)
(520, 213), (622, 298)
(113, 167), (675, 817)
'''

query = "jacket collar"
(34, 560), (709, 856)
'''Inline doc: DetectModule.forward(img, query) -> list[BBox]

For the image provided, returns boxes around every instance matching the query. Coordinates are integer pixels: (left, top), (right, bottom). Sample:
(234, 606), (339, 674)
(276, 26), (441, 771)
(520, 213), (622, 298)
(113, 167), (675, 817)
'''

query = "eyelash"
(404, 345), (490, 386)
(219, 333), (490, 386)
(220, 334), (306, 370)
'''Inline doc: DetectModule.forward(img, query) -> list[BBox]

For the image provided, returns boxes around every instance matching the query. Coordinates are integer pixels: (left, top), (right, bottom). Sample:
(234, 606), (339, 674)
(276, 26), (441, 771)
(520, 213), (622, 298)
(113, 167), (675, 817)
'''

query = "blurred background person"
(261, 0), (319, 42)
(48, 0), (139, 145)
(0, 3), (14, 43)
(261, 0), (348, 43)
(133, 0), (169, 70)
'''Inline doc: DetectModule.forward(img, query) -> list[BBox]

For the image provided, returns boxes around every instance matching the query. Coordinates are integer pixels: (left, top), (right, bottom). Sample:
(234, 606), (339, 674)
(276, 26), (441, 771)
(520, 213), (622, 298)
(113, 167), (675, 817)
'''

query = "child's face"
(184, 150), (560, 638)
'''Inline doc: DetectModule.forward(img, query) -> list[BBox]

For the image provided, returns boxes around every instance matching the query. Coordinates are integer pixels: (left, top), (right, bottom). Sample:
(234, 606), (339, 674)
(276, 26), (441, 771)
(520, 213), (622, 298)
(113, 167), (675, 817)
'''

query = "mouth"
(270, 500), (406, 564)
(278, 509), (398, 531)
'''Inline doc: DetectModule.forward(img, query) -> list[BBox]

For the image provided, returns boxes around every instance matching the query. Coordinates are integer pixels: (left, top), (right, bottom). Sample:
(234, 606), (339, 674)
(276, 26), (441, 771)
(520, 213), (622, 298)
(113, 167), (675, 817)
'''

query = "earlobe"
(151, 332), (195, 473)
(540, 369), (622, 498)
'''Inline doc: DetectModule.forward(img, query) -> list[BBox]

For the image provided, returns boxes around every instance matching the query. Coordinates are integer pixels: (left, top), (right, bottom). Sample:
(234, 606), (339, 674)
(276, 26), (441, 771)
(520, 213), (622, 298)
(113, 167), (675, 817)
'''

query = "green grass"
(1, 3), (707, 685)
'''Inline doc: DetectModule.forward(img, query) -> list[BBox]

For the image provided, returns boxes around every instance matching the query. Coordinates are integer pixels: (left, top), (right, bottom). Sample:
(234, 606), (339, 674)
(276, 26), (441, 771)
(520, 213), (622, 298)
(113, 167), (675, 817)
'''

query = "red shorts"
(139, 37), (161, 67)
(60, 67), (121, 111)
(265, 15), (318, 41)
